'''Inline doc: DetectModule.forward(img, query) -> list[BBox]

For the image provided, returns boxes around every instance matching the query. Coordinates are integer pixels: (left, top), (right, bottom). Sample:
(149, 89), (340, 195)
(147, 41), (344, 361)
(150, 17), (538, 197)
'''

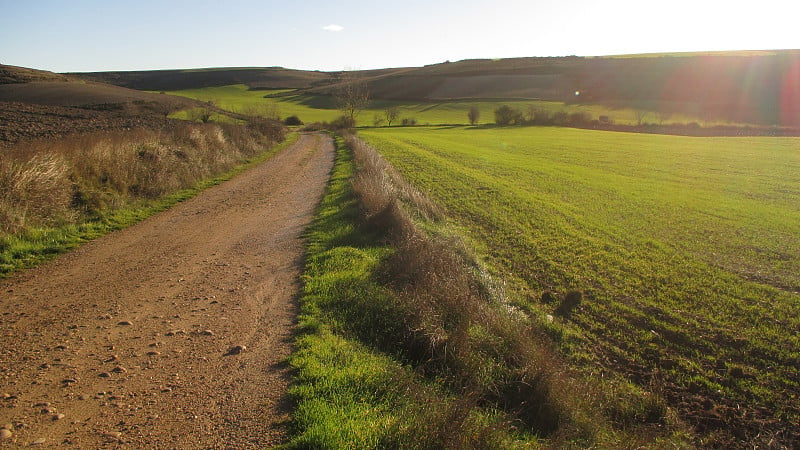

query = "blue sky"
(1, 0), (797, 73)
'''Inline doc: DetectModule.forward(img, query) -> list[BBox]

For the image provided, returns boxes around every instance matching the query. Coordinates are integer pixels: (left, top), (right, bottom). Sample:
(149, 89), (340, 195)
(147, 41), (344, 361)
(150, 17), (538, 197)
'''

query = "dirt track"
(0, 133), (334, 448)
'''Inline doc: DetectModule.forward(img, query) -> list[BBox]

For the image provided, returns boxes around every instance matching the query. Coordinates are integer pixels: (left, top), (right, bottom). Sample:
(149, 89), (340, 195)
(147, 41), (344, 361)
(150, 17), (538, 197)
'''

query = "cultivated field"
(359, 126), (800, 445)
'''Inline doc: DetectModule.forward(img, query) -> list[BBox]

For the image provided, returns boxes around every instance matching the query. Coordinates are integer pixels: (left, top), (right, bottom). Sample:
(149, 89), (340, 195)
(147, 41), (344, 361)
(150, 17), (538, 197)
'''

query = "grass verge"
(287, 134), (692, 448)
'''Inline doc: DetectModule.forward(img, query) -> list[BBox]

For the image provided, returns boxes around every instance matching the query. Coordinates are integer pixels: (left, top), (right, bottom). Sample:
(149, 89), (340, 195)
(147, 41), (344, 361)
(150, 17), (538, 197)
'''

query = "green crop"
(359, 126), (800, 439)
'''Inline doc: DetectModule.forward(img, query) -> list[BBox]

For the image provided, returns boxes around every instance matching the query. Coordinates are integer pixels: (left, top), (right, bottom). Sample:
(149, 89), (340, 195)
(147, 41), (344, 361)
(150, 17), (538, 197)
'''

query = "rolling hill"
(68, 50), (800, 126)
(0, 65), (200, 144)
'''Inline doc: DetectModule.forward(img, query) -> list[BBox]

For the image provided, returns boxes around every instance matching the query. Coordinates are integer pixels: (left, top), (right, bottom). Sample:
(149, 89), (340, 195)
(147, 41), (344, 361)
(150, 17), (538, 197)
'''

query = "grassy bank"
(288, 134), (691, 448)
(0, 121), (291, 275)
(359, 126), (800, 447)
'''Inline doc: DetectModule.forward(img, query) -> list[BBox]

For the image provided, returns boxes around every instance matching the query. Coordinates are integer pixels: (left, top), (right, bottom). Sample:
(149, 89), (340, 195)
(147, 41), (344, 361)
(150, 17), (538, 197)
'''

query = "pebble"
(146, 351), (161, 356)
(111, 366), (127, 373)
(199, 329), (214, 336)
(53, 413), (66, 421)
(226, 345), (246, 355)
(98, 372), (111, 378)
(103, 431), (122, 441)
(0, 393), (11, 399)
(32, 437), (46, 445)
(117, 320), (133, 326)
(165, 330), (185, 336)
(0, 429), (11, 440)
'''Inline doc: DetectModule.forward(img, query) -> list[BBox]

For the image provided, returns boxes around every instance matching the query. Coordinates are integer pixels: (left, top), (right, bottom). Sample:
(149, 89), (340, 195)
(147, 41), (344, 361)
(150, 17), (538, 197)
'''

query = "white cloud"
(322, 24), (344, 32)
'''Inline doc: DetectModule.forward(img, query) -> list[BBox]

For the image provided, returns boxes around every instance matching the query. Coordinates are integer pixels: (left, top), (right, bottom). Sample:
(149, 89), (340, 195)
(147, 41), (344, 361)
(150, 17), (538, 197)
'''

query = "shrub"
(401, 117), (417, 126)
(555, 290), (583, 317)
(284, 115), (303, 126)
(330, 115), (356, 130)
(532, 109), (553, 125)
(494, 105), (524, 126)
(569, 112), (592, 126)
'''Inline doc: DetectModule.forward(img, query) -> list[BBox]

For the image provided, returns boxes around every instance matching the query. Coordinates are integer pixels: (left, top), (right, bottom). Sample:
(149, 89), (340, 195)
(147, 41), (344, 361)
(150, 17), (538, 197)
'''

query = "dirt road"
(0, 133), (334, 448)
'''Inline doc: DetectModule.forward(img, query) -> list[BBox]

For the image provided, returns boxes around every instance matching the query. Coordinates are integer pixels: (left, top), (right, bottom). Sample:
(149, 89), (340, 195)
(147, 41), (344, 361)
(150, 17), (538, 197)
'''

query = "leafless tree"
(334, 71), (370, 122)
(468, 106), (480, 125)
(385, 106), (400, 126)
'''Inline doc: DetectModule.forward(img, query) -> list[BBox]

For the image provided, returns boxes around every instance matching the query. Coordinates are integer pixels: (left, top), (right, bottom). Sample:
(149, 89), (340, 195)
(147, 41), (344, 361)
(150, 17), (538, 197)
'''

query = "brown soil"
(0, 101), (182, 145)
(0, 133), (335, 448)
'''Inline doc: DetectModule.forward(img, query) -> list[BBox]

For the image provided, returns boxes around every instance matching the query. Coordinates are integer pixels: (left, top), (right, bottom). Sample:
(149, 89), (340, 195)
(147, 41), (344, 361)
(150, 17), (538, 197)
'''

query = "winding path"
(0, 133), (334, 448)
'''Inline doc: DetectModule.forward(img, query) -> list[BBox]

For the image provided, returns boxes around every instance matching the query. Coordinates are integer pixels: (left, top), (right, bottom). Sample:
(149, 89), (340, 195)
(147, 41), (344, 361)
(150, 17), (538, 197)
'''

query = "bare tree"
(334, 71), (370, 122)
(468, 106), (480, 125)
(385, 106), (400, 126)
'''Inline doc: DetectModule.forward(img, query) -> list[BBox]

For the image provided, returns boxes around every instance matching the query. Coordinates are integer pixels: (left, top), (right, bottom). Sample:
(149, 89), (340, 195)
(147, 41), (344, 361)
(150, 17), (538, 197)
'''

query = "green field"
(358, 126), (800, 440)
(164, 84), (716, 127)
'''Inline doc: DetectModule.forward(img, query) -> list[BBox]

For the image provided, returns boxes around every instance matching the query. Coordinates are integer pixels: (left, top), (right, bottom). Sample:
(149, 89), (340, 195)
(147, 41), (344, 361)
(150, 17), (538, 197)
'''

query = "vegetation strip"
(288, 134), (691, 448)
(0, 125), (295, 276)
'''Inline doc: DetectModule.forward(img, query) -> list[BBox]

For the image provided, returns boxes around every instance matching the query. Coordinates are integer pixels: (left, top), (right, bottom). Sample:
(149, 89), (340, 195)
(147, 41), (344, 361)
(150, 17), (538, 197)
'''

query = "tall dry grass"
(346, 135), (674, 444)
(0, 121), (284, 234)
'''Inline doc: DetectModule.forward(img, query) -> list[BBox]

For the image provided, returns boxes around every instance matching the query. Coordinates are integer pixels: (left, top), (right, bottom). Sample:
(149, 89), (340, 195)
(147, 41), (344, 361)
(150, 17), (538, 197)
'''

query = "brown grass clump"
(0, 153), (73, 232)
(0, 121), (284, 234)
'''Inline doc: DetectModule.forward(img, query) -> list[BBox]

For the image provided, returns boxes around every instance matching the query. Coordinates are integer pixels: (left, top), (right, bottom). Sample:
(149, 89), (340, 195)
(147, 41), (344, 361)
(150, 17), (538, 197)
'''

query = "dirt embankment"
(0, 133), (334, 448)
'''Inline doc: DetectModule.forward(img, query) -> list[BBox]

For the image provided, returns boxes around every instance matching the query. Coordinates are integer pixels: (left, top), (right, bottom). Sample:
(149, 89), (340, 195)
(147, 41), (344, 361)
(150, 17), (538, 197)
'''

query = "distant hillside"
(0, 64), (197, 109)
(63, 50), (800, 126)
(351, 51), (800, 126)
(70, 67), (336, 91)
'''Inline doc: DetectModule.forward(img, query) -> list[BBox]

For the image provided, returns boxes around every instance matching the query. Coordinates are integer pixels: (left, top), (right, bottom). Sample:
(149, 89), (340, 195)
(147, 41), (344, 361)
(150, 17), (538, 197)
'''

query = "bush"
(284, 115), (303, 126)
(494, 105), (524, 126)
(401, 117), (417, 126)
(555, 290), (583, 317)
(329, 115), (356, 130)
(569, 112), (592, 126)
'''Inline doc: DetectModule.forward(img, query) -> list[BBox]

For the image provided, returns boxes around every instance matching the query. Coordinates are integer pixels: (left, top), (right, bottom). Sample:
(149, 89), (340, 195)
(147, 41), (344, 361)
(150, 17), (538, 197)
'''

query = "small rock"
(53, 413), (65, 421)
(146, 351), (161, 356)
(34, 402), (50, 408)
(98, 372), (111, 378)
(165, 330), (185, 336)
(55, 344), (68, 350)
(1, 424), (11, 431)
(225, 345), (246, 356)
(0, 429), (11, 440)
(111, 366), (127, 373)
(0, 393), (11, 399)
(117, 321), (133, 326)
(105, 355), (119, 362)
(61, 378), (78, 385)
(199, 329), (214, 336)
(32, 437), (46, 445)
(103, 431), (122, 441)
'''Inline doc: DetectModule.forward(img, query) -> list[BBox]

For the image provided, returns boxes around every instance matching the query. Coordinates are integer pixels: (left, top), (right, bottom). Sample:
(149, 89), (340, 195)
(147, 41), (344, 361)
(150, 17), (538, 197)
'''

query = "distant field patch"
(163, 84), (717, 127)
(359, 126), (800, 442)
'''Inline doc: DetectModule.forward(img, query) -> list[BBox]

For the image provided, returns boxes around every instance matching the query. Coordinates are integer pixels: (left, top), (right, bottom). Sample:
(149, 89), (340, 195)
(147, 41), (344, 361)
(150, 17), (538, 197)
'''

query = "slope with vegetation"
(0, 116), (287, 275)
